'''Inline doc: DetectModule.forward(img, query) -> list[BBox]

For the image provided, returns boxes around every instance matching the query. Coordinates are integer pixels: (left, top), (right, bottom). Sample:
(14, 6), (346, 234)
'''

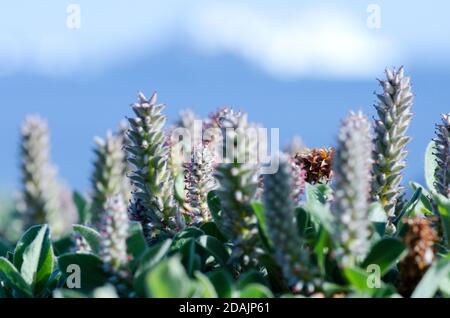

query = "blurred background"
(1, 0), (450, 193)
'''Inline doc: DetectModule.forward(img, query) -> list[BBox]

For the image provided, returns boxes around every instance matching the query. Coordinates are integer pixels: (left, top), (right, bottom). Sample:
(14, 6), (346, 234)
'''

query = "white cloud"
(187, 4), (399, 79)
(0, 1), (424, 79)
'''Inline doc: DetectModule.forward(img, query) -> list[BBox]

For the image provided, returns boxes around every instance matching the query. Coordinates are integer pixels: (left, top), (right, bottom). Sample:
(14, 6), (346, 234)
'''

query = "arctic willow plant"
(263, 154), (317, 293)
(433, 113), (450, 197)
(214, 108), (263, 266)
(184, 144), (217, 224)
(372, 66), (413, 221)
(91, 130), (131, 226)
(126, 92), (184, 244)
(18, 115), (67, 237)
(332, 112), (373, 267)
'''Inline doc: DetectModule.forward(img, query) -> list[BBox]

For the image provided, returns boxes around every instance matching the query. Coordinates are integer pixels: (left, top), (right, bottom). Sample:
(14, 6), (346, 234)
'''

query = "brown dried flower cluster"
(294, 147), (334, 184)
(398, 217), (438, 297)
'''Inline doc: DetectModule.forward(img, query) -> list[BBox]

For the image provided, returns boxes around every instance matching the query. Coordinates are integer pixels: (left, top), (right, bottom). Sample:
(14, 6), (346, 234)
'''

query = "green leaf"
(434, 193), (450, 248)
(53, 236), (74, 256)
(314, 228), (329, 275)
(410, 182), (433, 212)
(412, 255), (450, 298)
(236, 283), (273, 298)
(196, 235), (230, 266)
(193, 272), (218, 298)
(394, 187), (422, 227)
(361, 238), (406, 276)
(296, 207), (311, 238)
(53, 289), (87, 298)
(343, 267), (372, 294)
(126, 222), (147, 270)
(300, 201), (334, 235)
(305, 183), (331, 205)
(58, 253), (108, 293)
(73, 191), (91, 224)
(73, 224), (101, 254)
(172, 227), (204, 251)
(135, 239), (172, 278)
(145, 256), (195, 298)
(207, 270), (233, 298)
(424, 141), (438, 193)
(133, 239), (173, 297)
(207, 191), (222, 226)
(251, 201), (272, 250)
(439, 274), (450, 297)
(174, 173), (185, 203)
(0, 257), (32, 297)
(13, 225), (54, 294)
(180, 239), (200, 276)
(199, 222), (228, 242)
(237, 270), (267, 289)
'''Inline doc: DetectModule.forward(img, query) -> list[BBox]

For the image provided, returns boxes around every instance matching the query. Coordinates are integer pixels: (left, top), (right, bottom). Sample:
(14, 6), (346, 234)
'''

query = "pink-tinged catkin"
(433, 113), (450, 197)
(183, 144), (217, 224)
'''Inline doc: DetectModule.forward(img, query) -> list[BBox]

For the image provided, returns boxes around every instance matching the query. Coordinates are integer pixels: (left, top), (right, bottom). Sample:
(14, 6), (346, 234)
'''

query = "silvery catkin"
(99, 195), (129, 276)
(332, 111), (373, 266)
(99, 195), (132, 295)
(372, 66), (413, 220)
(263, 153), (317, 292)
(126, 92), (184, 244)
(18, 115), (67, 237)
(184, 144), (217, 224)
(91, 130), (131, 226)
(214, 108), (262, 266)
(434, 114), (450, 197)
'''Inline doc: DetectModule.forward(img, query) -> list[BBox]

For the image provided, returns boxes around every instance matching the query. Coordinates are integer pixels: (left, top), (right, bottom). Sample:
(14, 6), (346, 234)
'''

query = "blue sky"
(1, 1), (450, 192)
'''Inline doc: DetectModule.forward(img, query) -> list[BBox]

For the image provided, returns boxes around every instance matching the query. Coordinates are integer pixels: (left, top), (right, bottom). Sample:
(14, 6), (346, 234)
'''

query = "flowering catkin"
(99, 195), (129, 276)
(91, 130), (131, 226)
(18, 115), (67, 237)
(332, 111), (373, 266)
(184, 144), (217, 224)
(372, 66), (413, 219)
(433, 114), (450, 197)
(256, 157), (306, 203)
(126, 92), (184, 244)
(263, 153), (317, 292)
(214, 108), (262, 266)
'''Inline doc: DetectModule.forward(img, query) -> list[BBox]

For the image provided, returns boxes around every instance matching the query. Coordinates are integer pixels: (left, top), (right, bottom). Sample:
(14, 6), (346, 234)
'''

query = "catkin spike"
(372, 66), (413, 220)
(18, 115), (68, 237)
(433, 114), (450, 197)
(91, 130), (131, 226)
(126, 92), (184, 244)
(99, 195), (132, 295)
(184, 144), (218, 224)
(214, 107), (263, 266)
(99, 195), (130, 275)
(332, 111), (373, 266)
(264, 153), (318, 293)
